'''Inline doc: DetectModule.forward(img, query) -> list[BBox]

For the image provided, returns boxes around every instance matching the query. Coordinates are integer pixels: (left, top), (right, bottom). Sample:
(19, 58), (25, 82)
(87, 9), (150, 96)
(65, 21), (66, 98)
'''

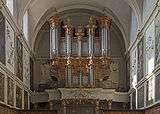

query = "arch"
(32, 4), (128, 52)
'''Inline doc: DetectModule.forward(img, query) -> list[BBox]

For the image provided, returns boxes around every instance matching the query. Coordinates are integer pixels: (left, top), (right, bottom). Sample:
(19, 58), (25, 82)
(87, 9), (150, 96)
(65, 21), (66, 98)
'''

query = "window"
(130, 12), (138, 45)
(146, 78), (154, 105)
(23, 11), (29, 40)
(6, 0), (14, 15)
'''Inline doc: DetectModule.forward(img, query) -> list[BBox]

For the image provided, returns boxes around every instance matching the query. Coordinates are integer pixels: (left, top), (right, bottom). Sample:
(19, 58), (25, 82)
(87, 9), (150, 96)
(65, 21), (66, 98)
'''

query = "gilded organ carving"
(49, 15), (112, 88)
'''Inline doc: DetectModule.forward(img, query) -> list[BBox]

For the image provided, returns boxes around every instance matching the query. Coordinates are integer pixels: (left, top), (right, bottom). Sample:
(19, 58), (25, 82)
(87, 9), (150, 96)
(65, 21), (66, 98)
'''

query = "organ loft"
(49, 14), (112, 88)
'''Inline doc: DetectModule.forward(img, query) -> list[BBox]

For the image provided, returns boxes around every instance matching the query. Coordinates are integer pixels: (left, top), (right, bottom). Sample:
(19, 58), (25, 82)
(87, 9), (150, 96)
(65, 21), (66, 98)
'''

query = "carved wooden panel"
(15, 36), (23, 80)
(0, 72), (4, 102)
(137, 38), (144, 82)
(155, 14), (160, 67)
(7, 77), (14, 106)
(0, 11), (5, 65)
(132, 91), (136, 109)
(5, 20), (15, 73)
(24, 91), (28, 109)
(155, 74), (160, 101)
(16, 86), (22, 109)
(30, 58), (34, 91)
(137, 86), (144, 108)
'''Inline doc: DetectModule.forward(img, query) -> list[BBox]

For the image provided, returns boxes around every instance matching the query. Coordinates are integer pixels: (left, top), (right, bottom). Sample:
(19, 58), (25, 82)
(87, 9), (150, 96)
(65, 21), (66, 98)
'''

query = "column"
(88, 58), (94, 86)
(108, 99), (112, 110)
(123, 102), (127, 110)
(130, 94), (133, 110)
(64, 18), (73, 87)
(61, 100), (66, 114)
(49, 101), (54, 110)
(64, 17), (73, 57)
(87, 17), (96, 87)
(49, 15), (60, 58)
(87, 17), (96, 57)
(33, 103), (38, 110)
(95, 100), (100, 114)
(100, 16), (111, 57)
(4, 75), (7, 104)
(66, 58), (72, 87)
(76, 25), (84, 87)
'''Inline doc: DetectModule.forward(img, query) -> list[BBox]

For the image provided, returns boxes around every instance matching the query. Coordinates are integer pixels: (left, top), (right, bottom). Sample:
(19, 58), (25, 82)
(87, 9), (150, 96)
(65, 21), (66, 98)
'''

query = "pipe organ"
(49, 14), (112, 88)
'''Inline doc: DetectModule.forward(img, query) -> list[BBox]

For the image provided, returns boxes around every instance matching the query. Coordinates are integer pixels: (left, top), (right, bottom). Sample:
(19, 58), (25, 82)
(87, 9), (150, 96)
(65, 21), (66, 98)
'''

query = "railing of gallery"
(0, 104), (16, 114)
(100, 110), (144, 114)
(145, 105), (160, 114)
(0, 103), (160, 114)
(17, 110), (57, 114)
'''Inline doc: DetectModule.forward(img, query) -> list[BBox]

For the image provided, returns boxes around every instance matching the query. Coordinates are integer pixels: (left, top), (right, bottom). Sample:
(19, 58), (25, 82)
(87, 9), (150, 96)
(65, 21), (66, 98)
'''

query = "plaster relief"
(0, 72), (4, 102)
(5, 20), (15, 73)
(7, 77), (14, 106)
(23, 48), (30, 87)
(0, 11), (5, 65)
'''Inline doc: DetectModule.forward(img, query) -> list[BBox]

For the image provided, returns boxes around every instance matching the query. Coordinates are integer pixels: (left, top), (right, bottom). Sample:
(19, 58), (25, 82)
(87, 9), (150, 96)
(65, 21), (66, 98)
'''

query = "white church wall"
(0, 4), (32, 109)
(129, 3), (160, 109)
(143, 0), (158, 24)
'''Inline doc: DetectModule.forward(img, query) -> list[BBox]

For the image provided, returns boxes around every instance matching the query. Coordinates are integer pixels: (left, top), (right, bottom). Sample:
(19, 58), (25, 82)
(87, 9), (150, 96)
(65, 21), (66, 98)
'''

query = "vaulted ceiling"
(20, 0), (142, 50)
